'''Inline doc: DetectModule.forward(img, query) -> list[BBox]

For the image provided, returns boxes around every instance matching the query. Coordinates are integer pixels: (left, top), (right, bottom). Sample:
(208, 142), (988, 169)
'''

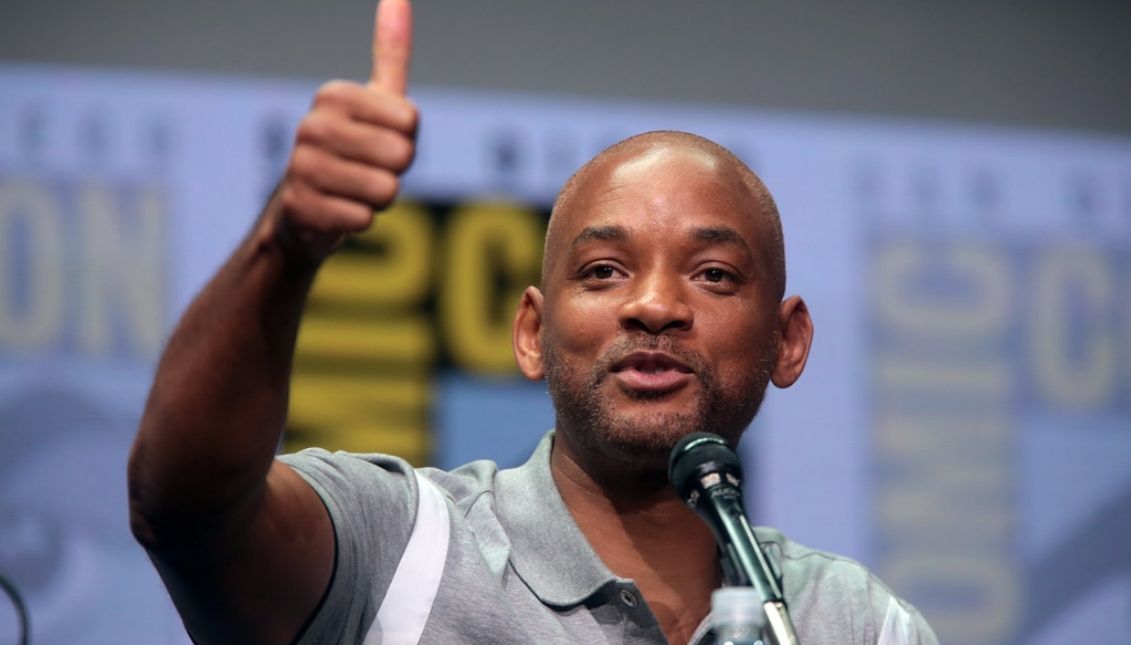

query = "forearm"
(127, 3), (416, 641)
(128, 202), (317, 546)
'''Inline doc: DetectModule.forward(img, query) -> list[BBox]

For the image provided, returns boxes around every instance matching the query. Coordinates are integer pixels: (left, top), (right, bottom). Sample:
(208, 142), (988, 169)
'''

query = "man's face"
(536, 145), (784, 473)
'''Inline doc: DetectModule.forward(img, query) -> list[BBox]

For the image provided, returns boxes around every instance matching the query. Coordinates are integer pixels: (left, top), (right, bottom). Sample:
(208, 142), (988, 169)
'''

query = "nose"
(619, 270), (693, 334)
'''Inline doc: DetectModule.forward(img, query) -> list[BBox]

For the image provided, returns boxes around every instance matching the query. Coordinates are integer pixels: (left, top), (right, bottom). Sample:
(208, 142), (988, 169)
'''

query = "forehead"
(551, 145), (764, 250)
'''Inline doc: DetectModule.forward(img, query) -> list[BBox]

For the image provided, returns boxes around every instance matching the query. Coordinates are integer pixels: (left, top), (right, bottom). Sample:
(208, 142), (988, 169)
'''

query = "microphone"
(669, 432), (800, 645)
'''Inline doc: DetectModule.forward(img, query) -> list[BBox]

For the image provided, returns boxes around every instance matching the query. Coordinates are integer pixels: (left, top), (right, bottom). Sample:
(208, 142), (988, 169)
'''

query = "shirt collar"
(494, 430), (616, 607)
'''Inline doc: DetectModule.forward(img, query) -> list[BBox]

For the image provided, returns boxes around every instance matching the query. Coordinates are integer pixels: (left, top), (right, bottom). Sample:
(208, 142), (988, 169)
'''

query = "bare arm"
(127, 2), (416, 642)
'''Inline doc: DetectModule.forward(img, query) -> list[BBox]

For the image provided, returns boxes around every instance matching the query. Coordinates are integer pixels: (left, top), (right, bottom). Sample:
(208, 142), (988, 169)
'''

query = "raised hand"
(274, 0), (416, 261)
(129, 5), (420, 643)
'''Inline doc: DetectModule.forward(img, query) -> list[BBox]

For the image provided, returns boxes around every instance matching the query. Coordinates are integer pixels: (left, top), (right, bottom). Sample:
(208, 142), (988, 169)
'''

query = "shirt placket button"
(618, 588), (638, 608)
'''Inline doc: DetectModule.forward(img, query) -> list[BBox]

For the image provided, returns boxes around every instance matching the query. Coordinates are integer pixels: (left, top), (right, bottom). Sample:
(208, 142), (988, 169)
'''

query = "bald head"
(519, 131), (809, 480)
(545, 131), (786, 299)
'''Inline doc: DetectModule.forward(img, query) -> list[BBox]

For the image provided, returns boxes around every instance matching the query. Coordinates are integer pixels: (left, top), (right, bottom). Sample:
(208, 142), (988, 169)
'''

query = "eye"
(702, 268), (731, 283)
(693, 265), (744, 293)
(584, 264), (619, 280)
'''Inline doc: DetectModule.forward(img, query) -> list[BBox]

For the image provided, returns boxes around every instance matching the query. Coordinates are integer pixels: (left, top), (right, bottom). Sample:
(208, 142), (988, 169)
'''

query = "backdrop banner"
(1, 65), (1129, 645)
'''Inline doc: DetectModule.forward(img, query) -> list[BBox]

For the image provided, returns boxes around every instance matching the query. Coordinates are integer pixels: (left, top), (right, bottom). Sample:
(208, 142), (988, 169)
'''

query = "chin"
(588, 412), (702, 473)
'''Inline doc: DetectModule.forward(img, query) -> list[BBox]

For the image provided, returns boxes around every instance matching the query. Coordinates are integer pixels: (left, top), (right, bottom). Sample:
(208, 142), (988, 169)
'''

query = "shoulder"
(279, 448), (417, 526)
(279, 448), (504, 526)
(421, 458), (503, 509)
(754, 526), (881, 597)
(278, 449), (507, 644)
(754, 527), (939, 645)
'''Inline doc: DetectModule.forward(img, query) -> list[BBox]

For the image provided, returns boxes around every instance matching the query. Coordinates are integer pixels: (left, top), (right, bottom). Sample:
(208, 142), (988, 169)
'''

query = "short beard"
(543, 333), (775, 489)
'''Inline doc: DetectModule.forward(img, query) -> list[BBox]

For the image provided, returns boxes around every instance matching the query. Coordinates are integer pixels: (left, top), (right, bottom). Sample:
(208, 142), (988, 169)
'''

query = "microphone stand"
(670, 433), (800, 645)
(704, 484), (799, 645)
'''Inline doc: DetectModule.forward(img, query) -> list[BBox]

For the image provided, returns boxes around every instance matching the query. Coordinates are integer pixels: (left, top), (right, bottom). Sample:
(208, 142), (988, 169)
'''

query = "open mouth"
(610, 351), (694, 392)
(611, 351), (693, 374)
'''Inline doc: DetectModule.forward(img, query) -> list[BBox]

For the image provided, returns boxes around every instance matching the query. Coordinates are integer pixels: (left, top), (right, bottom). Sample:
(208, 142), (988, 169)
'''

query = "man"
(128, 0), (937, 643)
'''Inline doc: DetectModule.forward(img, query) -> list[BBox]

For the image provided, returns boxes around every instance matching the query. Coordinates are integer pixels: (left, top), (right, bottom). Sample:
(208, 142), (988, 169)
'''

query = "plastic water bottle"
(712, 587), (766, 645)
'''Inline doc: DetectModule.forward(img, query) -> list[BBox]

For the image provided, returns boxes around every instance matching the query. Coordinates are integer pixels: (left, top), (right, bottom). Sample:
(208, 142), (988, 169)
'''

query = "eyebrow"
(570, 225), (628, 248)
(691, 226), (754, 261)
(569, 224), (754, 260)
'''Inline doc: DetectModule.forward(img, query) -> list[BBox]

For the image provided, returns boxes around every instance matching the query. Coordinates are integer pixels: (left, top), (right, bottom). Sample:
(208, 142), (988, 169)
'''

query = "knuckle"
(343, 207), (375, 232)
(370, 130), (413, 172)
(307, 207), (339, 232)
(295, 115), (327, 144)
(279, 184), (319, 224)
(289, 147), (317, 179)
(278, 185), (302, 213)
(391, 137), (415, 172)
(374, 90), (418, 133)
(402, 102), (420, 135)
(313, 79), (355, 107)
(375, 173), (400, 204)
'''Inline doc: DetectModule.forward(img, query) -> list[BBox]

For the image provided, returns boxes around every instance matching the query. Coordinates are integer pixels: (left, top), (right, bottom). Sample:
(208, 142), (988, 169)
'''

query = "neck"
(551, 437), (721, 645)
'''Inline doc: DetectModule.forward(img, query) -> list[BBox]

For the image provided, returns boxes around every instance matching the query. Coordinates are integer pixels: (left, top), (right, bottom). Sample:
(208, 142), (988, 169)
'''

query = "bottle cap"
(711, 587), (766, 629)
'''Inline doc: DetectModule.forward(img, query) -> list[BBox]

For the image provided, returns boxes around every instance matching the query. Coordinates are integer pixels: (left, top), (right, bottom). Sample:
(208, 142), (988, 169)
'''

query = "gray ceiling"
(2, 0), (1129, 134)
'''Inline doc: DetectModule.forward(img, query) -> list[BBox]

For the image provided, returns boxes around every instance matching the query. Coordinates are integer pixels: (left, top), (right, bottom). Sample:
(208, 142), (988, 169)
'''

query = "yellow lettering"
(1031, 246), (1115, 407)
(885, 554), (1017, 643)
(876, 413), (1012, 542)
(288, 199), (436, 461)
(288, 372), (431, 461)
(0, 180), (64, 349)
(439, 201), (543, 374)
(874, 243), (1010, 337)
(309, 200), (433, 308)
(295, 315), (433, 364)
(876, 413), (1008, 461)
(77, 182), (165, 356)
(871, 239), (1018, 642)
(876, 355), (1010, 397)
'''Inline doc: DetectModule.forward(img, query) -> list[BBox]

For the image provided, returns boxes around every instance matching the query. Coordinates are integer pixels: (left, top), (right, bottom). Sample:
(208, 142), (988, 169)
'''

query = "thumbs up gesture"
(272, 0), (417, 261)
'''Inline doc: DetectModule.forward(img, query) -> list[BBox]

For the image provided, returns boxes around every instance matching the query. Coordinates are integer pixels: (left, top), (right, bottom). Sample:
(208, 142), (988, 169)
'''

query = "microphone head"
(668, 432), (743, 503)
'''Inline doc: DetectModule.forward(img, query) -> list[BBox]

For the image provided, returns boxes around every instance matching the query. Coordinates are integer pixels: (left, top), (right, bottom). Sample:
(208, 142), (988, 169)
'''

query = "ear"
(771, 295), (814, 388)
(513, 286), (546, 381)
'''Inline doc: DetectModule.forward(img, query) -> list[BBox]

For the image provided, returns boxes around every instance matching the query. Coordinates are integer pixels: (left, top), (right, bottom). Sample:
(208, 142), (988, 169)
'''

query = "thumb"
(370, 0), (413, 94)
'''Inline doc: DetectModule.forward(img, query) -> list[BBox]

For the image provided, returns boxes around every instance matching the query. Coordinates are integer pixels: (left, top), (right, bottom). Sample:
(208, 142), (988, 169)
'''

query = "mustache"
(593, 336), (707, 378)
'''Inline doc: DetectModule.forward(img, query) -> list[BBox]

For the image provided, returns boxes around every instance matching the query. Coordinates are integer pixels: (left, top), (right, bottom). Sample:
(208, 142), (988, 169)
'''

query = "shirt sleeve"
(877, 595), (939, 645)
(279, 448), (419, 644)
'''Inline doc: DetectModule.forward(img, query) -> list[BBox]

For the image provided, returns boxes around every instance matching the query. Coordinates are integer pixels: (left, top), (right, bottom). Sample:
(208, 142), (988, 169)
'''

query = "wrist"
(252, 191), (339, 277)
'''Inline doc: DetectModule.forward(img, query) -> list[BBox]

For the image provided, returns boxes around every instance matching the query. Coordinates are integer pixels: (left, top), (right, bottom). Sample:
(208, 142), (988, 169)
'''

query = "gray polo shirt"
(281, 433), (937, 644)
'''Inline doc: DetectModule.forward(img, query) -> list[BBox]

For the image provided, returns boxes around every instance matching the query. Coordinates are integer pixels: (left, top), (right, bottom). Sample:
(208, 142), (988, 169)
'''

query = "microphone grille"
(668, 432), (743, 501)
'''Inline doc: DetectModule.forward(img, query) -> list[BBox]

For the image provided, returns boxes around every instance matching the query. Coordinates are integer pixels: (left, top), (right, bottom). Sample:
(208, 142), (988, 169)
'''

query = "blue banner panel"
(1, 64), (1129, 644)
